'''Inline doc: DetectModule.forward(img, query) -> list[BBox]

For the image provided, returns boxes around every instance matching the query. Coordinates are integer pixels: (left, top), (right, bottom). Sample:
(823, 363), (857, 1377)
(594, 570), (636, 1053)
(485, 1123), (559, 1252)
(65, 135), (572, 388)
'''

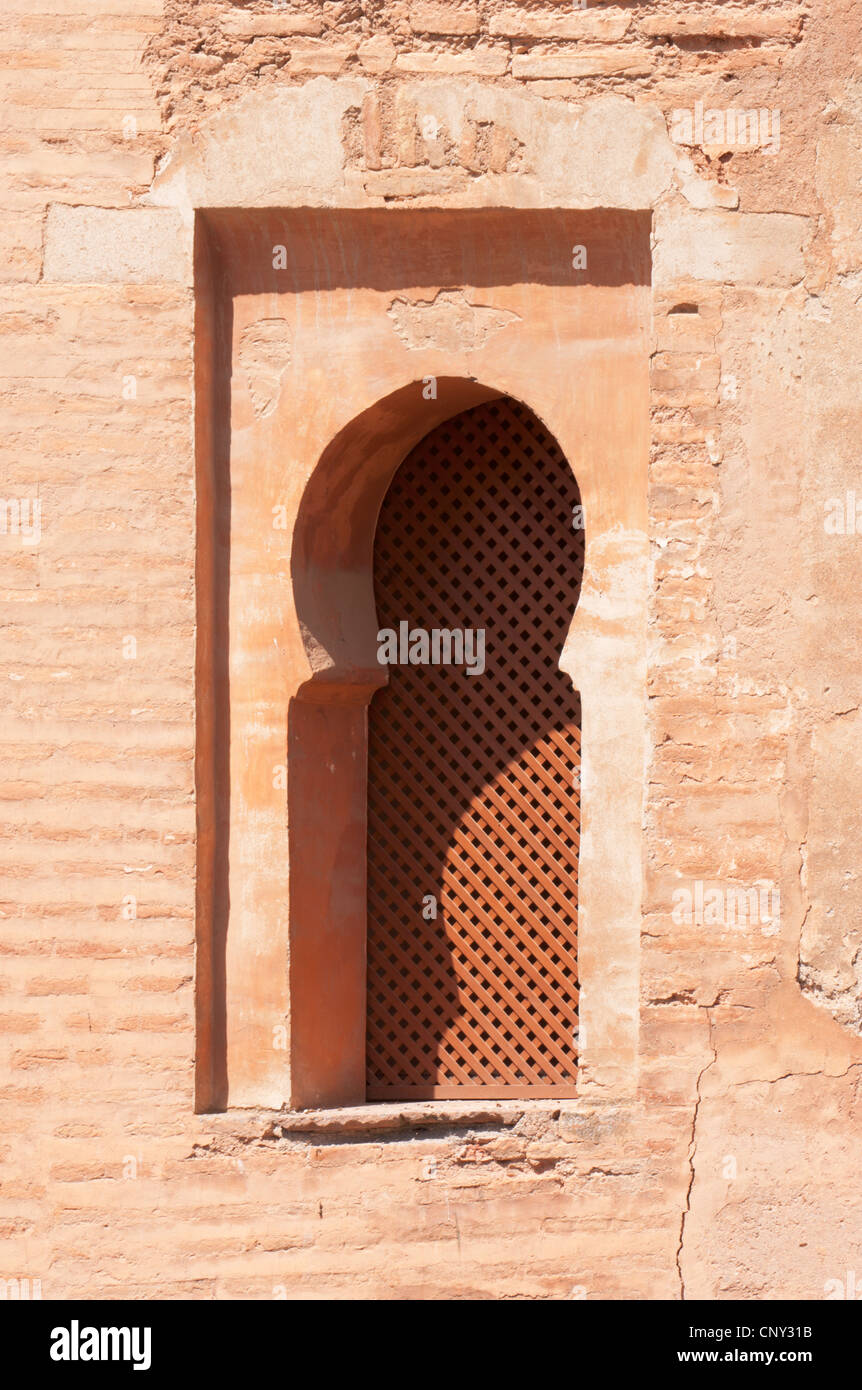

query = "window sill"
(203, 1097), (587, 1141)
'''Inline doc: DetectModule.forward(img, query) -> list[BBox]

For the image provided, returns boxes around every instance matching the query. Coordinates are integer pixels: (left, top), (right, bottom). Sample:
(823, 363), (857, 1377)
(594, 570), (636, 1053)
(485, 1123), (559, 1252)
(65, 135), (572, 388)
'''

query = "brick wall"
(3, 0), (862, 1300)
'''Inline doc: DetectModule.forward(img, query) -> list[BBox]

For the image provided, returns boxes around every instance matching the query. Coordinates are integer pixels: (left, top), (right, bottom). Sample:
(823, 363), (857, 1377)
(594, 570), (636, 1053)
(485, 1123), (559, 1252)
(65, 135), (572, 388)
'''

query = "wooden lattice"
(366, 396), (583, 1098)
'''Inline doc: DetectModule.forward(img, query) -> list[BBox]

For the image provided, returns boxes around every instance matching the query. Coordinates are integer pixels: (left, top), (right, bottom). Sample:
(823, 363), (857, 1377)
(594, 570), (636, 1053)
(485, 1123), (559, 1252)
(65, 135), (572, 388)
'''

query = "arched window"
(366, 397), (583, 1098)
(195, 207), (649, 1115)
(285, 381), (585, 1107)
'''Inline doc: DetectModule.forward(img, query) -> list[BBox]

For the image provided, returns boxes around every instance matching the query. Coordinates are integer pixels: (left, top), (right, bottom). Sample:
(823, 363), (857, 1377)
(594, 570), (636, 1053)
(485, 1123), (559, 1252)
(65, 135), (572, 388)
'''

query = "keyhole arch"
(289, 380), (586, 1105)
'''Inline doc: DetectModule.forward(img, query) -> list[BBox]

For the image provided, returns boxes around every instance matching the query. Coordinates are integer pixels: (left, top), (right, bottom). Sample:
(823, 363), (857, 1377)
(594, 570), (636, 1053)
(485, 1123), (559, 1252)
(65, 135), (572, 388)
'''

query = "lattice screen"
(366, 396), (583, 1098)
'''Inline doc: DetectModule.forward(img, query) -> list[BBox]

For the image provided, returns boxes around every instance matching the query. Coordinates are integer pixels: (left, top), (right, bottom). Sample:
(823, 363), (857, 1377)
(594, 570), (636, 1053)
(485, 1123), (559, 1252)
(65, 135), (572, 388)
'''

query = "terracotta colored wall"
(194, 207), (649, 1112)
(3, 0), (862, 1300)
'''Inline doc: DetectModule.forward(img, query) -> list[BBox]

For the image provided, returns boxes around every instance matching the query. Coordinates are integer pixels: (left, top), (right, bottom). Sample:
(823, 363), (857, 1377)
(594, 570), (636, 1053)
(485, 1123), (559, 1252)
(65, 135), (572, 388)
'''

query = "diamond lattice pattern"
(366, 397), (583, 1098)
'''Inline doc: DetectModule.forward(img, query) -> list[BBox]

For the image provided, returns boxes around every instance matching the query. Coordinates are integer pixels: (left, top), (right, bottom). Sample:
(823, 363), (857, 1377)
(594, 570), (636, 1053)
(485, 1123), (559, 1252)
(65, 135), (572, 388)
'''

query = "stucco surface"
(3, 0), (862, 1300)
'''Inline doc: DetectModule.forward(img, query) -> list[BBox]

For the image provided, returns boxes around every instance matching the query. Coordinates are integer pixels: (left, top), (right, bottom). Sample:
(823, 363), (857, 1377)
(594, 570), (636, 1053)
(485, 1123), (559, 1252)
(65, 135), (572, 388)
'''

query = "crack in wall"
(676, 1005), (717, 1300)
(675, 1054), (862, 1299)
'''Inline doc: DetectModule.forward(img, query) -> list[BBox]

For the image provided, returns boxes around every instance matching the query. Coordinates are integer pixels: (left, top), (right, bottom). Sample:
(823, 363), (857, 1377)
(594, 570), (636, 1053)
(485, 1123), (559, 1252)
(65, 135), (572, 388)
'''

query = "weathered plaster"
(145, 82), (700, 216)
(10, 0), (862, 1301)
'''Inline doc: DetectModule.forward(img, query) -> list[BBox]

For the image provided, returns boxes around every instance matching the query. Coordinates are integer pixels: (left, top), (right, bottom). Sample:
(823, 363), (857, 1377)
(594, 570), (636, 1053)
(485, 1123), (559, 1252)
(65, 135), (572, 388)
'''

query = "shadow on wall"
(203, 207), (652, 295)
(194, 218), (232, 1112)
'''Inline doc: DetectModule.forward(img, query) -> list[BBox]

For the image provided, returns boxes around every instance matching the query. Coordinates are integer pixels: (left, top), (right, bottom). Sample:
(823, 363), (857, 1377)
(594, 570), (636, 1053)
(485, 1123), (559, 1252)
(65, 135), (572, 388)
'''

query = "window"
(366, 396), (583, 1098)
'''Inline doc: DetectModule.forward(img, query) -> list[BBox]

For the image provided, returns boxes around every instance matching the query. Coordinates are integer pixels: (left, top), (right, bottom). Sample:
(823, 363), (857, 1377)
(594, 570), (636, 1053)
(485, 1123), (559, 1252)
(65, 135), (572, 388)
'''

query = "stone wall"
(3, 0), (862, 1300)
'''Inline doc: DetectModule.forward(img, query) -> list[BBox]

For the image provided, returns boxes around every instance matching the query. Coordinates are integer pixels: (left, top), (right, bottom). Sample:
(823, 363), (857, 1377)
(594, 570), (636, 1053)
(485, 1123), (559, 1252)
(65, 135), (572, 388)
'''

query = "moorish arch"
(289, 380), (586, 1104)
(194, 208), (650, 1113)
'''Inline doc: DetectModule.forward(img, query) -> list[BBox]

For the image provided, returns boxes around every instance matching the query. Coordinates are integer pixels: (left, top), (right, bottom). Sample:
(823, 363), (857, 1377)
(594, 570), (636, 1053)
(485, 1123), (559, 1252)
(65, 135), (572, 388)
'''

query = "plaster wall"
(2, 0), (862, 1300)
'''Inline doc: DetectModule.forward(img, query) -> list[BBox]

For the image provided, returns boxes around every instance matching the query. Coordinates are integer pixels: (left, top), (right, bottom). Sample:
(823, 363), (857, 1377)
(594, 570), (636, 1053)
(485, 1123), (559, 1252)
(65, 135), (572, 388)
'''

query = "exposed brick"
(362, 167), (469, 198)
(361, 91), (383, 171)
(394, 48), (509, 76)
(652, 421), (711, 445)
(511, 47), (653, 79)
(650, 353), (721, 394)
(490, 7), (631, 41)
(286, 40), (357, 75)
(0, 1011), (41, 1031)
(1, 0), (860, 1317)
(409, 2), (480, 36)
(641, 9), (804, 41)
(653, 311), (720, 355)
(357, 33), (397, 74)
(26, 976), (89, 995)
(220, 12), (324, 39)
(0, 212), (43, 284)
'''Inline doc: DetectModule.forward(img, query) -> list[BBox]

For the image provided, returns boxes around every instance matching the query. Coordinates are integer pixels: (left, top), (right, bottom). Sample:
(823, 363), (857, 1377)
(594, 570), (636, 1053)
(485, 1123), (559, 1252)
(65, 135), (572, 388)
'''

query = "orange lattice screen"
(366, 397), (583, 1099)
